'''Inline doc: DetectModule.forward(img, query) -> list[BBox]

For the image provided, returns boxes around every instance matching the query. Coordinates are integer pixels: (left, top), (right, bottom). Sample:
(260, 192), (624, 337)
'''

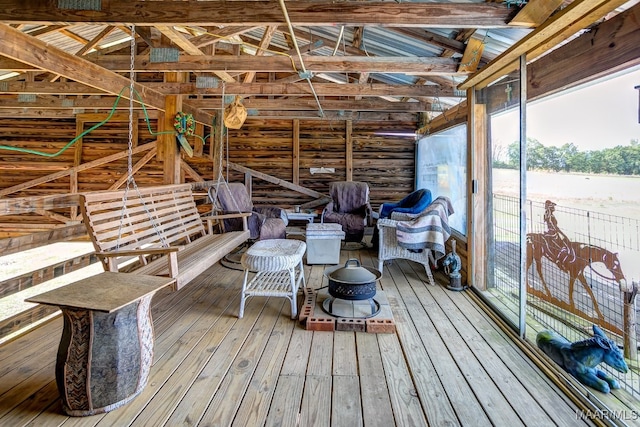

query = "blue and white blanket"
(395, 196), (454, 260)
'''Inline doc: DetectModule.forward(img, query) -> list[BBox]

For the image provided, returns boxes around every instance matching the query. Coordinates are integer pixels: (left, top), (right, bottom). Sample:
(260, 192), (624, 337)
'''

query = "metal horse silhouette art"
(537, 325), (628, 393)
(526, 201), (626, 321)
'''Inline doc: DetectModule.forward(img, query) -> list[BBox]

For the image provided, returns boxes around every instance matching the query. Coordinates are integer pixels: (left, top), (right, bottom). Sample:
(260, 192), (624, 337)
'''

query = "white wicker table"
(240, 239), (306, 319)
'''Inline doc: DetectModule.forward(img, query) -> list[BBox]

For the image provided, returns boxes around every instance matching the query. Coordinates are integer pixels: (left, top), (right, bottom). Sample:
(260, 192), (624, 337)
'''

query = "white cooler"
(305, 223), (345, 264)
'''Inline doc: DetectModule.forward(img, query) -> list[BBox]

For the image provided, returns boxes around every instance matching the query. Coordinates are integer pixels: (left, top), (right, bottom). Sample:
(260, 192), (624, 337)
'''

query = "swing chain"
(117, 24), (168, 250)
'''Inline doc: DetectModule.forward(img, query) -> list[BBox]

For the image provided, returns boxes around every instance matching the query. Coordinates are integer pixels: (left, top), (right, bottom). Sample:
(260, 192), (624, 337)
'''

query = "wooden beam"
(390, 28), (467, 55)
(109, 147), (157, 190)
(120, 83), (464, 98)
(0, 194), (80, 216)
(225, 161), (326, 199)
(0, 2), (516, 28)
(459, 0), (631, 89)
(228, 111), (417, 121)
(155, 25), (235, 82)
(75, 25), (115, 56)
(180, 159), (206, 182)
(509, 0), (564, 27)
(0, 224), (87, 257)
(0, 23), (166, 109)
(528, 2), (640, 101)
(243, 26), (277, 84)
(457, 38), (484, 73)
(0, 24), (213, 125)
(0, 96), (152, 109)
(191, 98), (432, 112)
(0, 142), (156, 198)
(92, 55), (461, 74)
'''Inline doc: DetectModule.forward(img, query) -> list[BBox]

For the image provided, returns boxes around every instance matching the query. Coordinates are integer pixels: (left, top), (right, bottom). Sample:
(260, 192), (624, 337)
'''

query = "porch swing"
(78, 25), (251, 291)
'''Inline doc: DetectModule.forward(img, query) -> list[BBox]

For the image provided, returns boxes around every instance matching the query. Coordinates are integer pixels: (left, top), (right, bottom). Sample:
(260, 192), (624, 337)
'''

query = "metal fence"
(490, 194), (640, 397)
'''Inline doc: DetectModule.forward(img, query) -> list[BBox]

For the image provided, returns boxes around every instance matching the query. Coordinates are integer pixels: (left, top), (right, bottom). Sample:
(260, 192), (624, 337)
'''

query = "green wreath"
(174, 112), (195, 136)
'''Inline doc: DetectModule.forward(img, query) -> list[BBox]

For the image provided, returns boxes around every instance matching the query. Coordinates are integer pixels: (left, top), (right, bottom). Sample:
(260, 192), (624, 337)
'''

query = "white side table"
(240, 239), (306, 319)
(286, 211), (317, 223)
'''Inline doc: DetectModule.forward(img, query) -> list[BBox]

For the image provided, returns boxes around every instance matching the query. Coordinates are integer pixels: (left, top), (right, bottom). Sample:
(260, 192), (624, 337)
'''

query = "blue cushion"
(380, 188), (432, 219)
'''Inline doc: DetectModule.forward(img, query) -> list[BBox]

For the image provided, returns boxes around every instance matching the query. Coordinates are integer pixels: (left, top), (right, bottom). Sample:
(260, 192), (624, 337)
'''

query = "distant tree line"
(494, 138), (640, 175)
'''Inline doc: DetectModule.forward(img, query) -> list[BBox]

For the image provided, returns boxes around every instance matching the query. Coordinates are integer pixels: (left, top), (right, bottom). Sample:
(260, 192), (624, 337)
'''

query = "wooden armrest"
(96, 247), (181, 276)
(96, 247), (182, 258)
(206, 212), (252, 220)
(204, 212), (251, 233)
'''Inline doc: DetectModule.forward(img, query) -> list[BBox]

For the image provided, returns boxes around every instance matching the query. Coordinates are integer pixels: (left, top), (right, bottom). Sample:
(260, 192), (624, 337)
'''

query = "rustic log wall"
(223, 118), (417, 209)
(1, 115), (418, 234)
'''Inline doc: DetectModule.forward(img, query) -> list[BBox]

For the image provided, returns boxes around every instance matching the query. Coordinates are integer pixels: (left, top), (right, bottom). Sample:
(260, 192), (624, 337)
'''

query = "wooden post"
(293, 119), (300, 185)
(71, 118), (84, 220)
(623, 283), (638, 360)
(469, 93), (488, 291)
(194, 122), (204, 157)
(244, 172), (252, 195)
(346, 119), (353, 181)
(161, 72), (187, 184)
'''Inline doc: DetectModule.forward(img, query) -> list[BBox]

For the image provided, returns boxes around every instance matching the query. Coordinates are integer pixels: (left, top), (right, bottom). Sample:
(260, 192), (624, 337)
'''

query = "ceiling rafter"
(88, 55), (461, 74)
(0, 2), (517, 28)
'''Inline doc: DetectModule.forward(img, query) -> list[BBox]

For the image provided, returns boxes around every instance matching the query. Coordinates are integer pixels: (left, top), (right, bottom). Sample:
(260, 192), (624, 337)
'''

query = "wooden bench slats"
(80, 183), (250, 291)
(84, 194), (202, 229)
(93, 215), (204, 252)
(134, 230), (248, 289)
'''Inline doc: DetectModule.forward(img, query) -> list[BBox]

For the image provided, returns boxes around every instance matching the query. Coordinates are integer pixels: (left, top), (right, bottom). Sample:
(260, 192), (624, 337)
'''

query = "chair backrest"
(216, 182), (253, 213)
(329, 181), (370, 214)
(380, 188), (432, 218)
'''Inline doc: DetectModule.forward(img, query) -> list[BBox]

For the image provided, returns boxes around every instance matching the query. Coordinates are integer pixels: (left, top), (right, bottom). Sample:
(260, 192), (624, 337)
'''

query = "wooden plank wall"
(223, 118), (418, 210)
(0, 117), (165, 197)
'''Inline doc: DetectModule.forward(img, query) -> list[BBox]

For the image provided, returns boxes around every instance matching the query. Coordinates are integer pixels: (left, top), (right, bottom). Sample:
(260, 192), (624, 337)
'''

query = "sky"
(491, 66), (640, 152)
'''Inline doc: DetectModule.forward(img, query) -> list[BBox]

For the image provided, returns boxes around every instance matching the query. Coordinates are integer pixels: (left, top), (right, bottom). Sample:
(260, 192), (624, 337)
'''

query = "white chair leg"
(239, 269), (250, 318)
(423, 264), (436, 286)
(298, 260), (306, 289)
(378, 259), (384, 274)
(289, 269), (297, 319)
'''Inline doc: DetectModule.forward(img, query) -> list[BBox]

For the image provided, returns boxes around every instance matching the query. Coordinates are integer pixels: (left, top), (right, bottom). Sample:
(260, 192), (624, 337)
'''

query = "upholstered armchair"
(321, 181), (373, 242)
(209, 183), (288, 240)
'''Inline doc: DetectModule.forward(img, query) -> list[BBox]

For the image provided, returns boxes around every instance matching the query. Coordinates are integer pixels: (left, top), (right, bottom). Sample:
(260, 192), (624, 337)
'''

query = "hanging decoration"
(223, 96), (248, 129)
(174, 111), (195, 157)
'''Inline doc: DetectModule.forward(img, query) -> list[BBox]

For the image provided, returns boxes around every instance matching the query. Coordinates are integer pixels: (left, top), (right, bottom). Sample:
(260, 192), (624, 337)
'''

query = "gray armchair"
(321, 181), (373, 243)
(209, 183), (288, 240)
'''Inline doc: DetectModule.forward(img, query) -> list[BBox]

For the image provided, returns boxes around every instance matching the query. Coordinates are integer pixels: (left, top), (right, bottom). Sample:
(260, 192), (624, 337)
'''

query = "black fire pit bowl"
(324, 259), (382, 301)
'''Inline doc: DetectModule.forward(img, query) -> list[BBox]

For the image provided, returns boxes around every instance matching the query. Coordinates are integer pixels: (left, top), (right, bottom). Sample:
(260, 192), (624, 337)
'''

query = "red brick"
(298, 305), (313, 324)
(336, 318), (366, 332)
(298, 288), (317, 324)
(306, 317), (335, 331)
(366, 318), (396, 334)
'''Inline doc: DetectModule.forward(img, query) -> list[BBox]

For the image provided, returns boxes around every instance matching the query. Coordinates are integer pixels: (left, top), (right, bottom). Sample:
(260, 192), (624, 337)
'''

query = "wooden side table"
(26, 272), (174, 416)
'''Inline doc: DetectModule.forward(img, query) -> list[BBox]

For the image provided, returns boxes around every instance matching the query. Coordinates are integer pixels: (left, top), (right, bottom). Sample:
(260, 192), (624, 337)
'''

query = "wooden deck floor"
(0, 247), (595, 426)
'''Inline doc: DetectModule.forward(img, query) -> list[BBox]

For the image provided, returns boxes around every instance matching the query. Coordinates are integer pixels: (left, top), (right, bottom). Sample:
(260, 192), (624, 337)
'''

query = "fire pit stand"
(321, 296), (381, 318)
(322, 259), (383, 319)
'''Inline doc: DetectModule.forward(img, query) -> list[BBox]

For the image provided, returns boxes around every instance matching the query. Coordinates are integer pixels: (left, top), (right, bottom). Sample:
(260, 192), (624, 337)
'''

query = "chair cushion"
(380, 188), (432, 219)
